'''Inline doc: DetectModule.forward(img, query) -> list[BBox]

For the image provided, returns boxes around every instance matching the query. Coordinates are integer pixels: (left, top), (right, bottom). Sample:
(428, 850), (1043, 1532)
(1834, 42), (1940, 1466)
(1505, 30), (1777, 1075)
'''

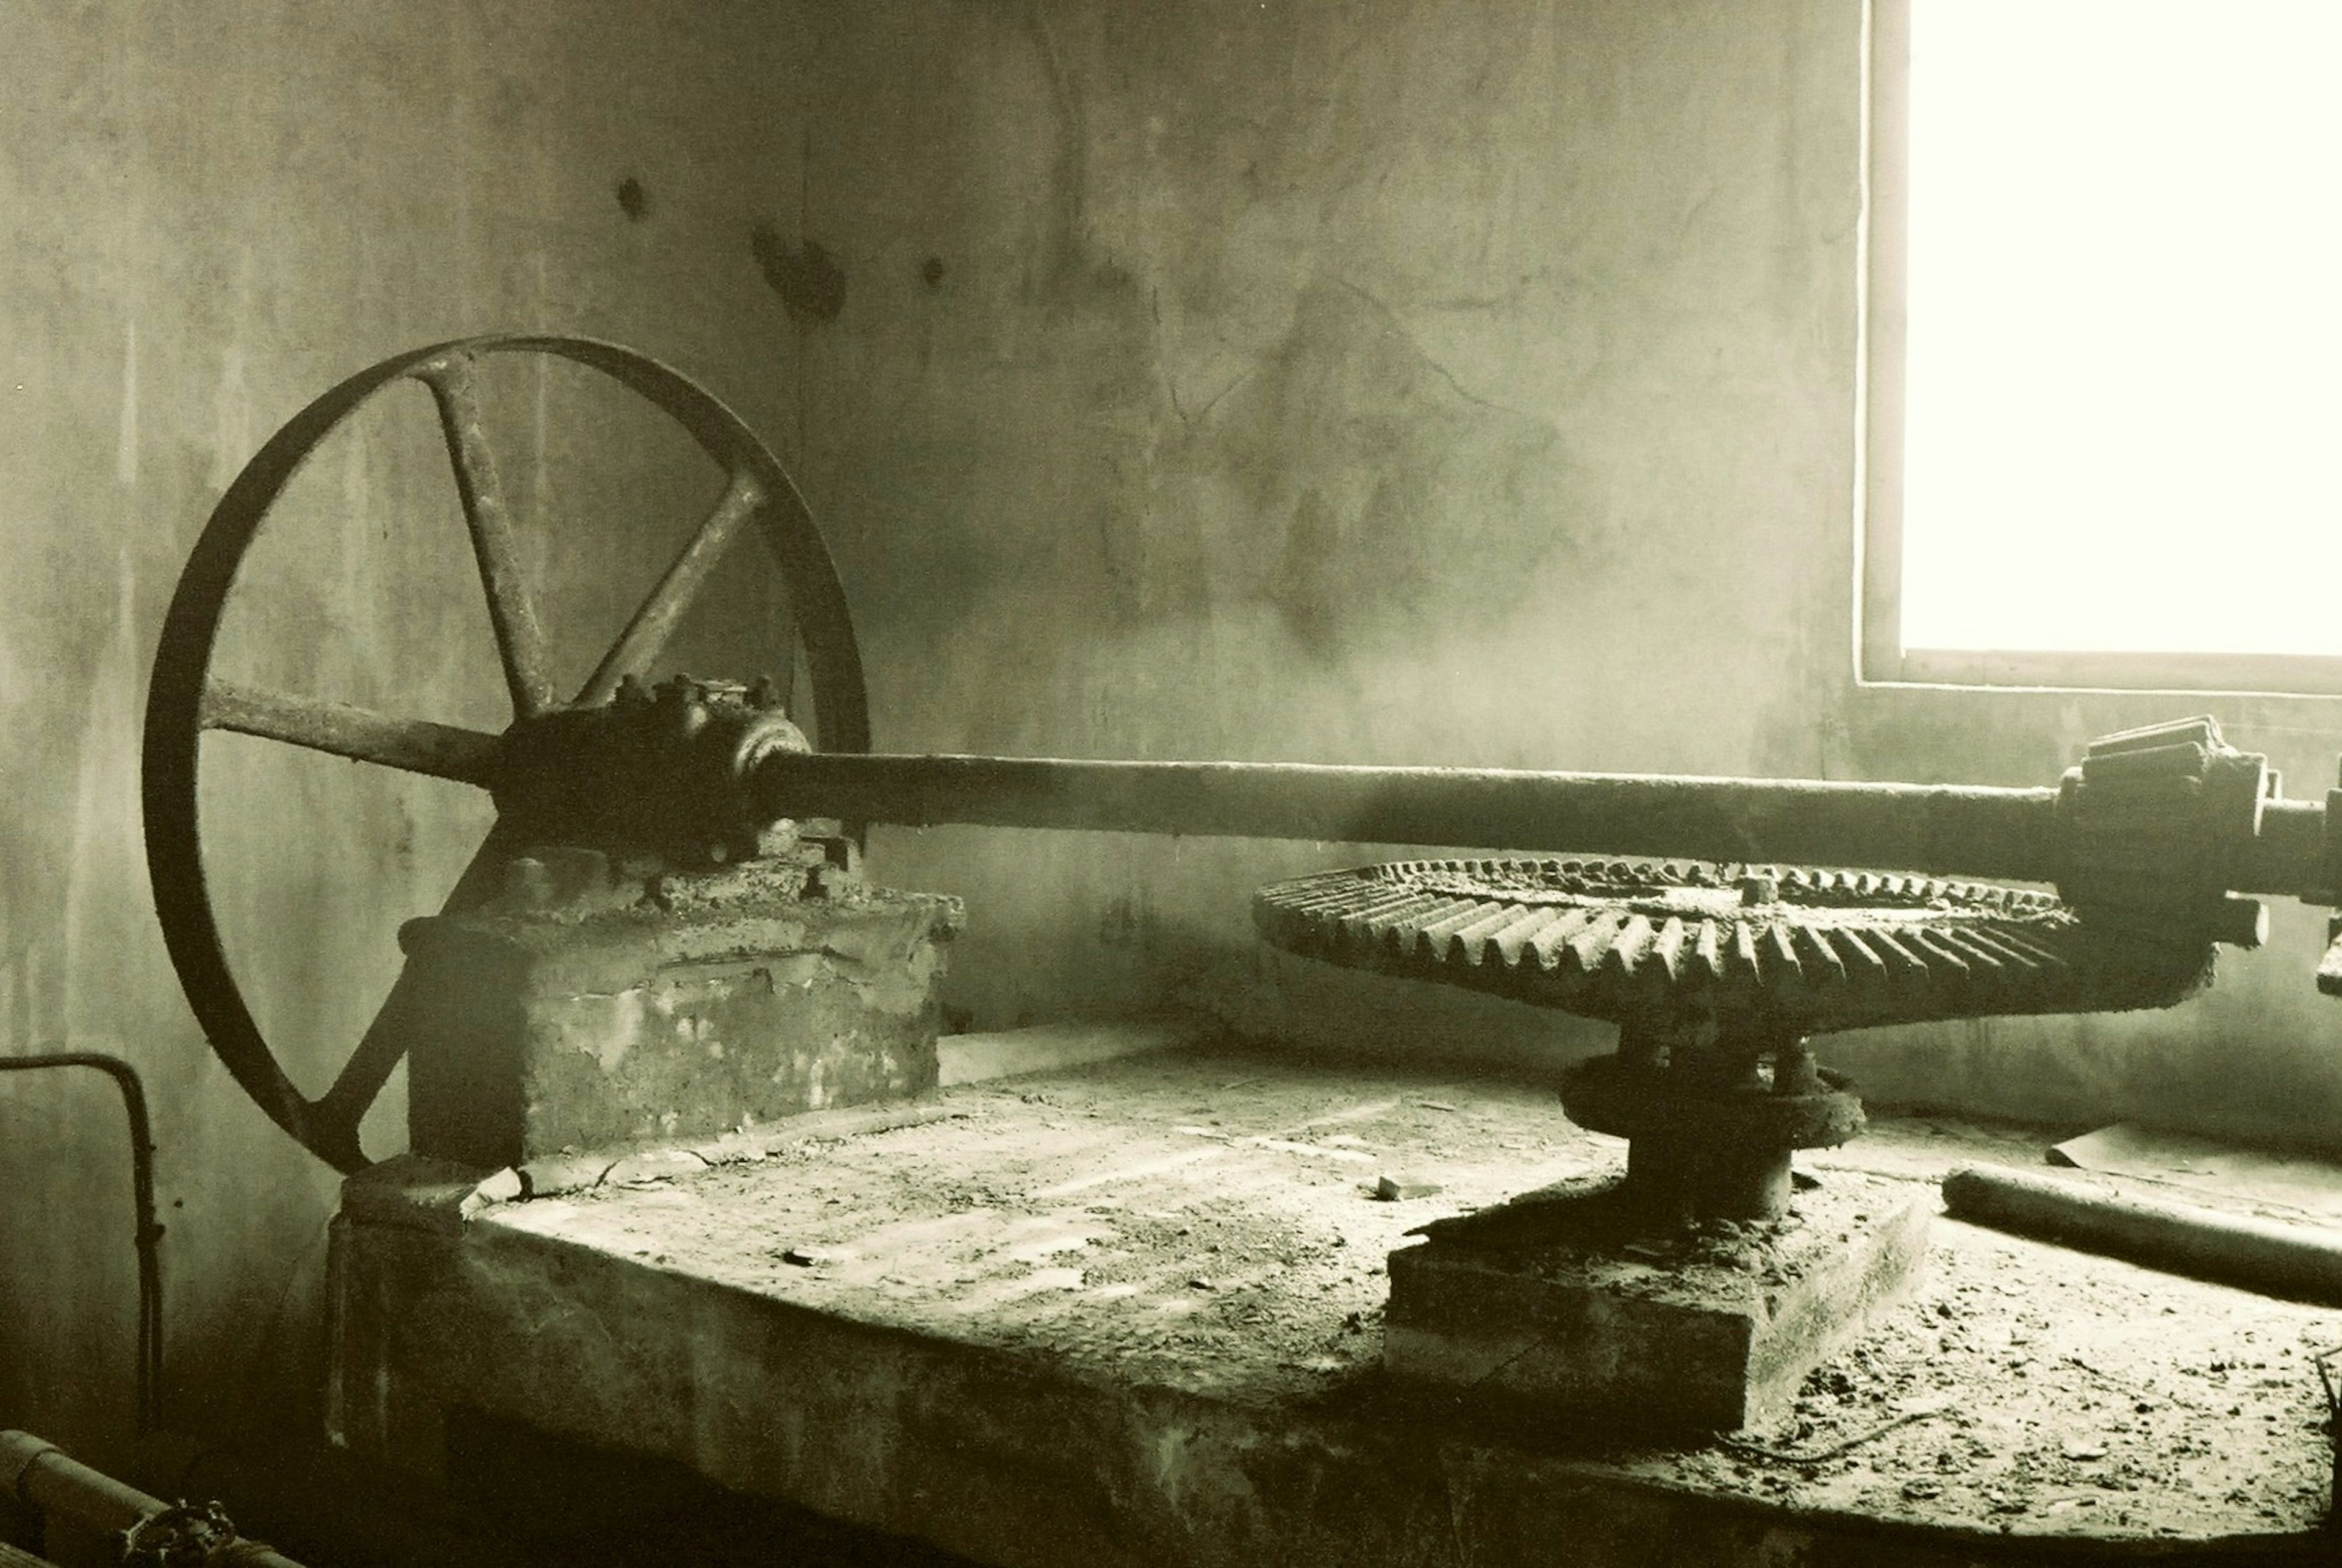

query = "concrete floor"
(329, 1042), (2341, 1566)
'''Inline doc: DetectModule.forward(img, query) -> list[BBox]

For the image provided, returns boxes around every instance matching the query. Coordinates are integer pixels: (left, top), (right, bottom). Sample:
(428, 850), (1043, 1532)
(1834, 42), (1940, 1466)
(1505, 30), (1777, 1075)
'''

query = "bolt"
(656, 677), (710, 739)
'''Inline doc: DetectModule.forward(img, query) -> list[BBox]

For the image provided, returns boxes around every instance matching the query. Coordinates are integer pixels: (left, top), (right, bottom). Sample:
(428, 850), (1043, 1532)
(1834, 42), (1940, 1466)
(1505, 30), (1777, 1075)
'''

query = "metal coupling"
(496, 673), (811, 865)
(0, 1432), (306, 1568)
(2054, 715), (2271, 948)
(121, 1499), (237, 1566)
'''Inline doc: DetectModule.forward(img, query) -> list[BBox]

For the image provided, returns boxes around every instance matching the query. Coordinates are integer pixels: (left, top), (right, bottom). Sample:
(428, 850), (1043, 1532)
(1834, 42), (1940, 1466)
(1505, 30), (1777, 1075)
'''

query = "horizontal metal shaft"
(751, 752), (2069, 884)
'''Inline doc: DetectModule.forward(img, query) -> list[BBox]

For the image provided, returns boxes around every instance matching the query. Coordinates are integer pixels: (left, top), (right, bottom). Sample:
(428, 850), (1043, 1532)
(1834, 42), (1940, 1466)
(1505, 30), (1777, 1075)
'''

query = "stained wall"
(0, 0), (813, 1463)
(796, 0), (2342, 1153)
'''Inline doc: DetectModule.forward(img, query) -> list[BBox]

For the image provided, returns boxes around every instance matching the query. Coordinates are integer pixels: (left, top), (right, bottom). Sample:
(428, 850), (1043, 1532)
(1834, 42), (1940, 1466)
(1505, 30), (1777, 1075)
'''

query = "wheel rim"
(142, 335), (868, 1173)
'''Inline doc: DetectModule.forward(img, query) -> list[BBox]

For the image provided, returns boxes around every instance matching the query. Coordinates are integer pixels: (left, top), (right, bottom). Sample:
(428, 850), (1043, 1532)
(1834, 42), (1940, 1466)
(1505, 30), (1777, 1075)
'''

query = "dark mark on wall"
(614, 176), (649, 221)
(921, 256), (945, 289)
(750, 223), (846, 322)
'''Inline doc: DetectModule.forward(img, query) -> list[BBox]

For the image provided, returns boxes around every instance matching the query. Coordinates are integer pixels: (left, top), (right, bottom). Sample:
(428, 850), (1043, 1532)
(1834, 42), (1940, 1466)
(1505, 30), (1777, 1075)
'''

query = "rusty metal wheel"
(143, 335), (868, 1173)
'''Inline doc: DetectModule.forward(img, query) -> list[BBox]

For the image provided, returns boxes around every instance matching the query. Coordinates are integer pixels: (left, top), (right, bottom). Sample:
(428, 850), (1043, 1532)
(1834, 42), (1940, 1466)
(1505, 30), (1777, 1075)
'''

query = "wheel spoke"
(201, 679), (500, 785)
(310, 820), (523, 1145)
(576, 469), (765, 707)
(414, 354), (558, 719)
(151, 334), (873, 1174)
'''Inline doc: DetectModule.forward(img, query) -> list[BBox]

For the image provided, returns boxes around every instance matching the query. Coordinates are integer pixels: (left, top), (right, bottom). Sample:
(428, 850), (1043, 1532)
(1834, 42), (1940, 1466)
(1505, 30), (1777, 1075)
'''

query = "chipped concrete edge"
(504, 1100), (977, 1204)
(352, 1015), (1220, 1223)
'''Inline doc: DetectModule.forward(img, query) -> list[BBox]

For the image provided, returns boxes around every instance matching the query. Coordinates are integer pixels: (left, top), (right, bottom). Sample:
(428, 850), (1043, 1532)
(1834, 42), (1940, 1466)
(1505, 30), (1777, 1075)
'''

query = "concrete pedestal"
(396, 858), (962, 1168)
(1384, 1172), (1933, 1432)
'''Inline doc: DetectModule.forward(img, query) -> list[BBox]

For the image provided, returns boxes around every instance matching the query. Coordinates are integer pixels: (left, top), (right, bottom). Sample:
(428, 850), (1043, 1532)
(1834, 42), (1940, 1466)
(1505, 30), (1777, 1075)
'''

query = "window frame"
(1855, 0), (2342, 698)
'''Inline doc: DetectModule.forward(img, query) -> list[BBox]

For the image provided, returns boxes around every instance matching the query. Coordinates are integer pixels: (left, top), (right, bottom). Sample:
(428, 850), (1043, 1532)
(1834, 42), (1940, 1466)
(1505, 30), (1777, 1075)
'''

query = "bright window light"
(1897, 0), (2342, 658)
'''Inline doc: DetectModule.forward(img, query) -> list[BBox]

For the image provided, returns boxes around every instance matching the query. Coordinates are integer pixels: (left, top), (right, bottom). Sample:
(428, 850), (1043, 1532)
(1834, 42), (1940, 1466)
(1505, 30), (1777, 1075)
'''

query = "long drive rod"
(751, 751), (2070, 885)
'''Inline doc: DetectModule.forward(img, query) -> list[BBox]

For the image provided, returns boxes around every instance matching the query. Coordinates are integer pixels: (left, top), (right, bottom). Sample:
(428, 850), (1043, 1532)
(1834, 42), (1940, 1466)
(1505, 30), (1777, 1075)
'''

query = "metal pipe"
(753, 751), (2070, 884)
(1943, 1165), (2342, 1305)
(0, 1055), (163, 1434)
(2, 1432), (151, 1535)
(0, 1432), (307, 1567)
(137, 1431), (551, 1568)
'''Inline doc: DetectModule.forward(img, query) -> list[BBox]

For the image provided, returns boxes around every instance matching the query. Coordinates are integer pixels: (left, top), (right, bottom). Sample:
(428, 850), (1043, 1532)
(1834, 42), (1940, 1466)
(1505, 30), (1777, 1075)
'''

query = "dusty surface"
(1385, 1170), (1933, 1432)
(1404, 1167), (1921, 1312)
(473, 1045), (2341, 1546)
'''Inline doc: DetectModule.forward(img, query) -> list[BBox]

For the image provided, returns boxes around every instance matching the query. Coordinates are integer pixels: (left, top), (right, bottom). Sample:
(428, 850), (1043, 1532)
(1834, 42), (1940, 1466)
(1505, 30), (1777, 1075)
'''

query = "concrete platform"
(327, 1043), (2341, 1567)
(1386, 1173), (1933, 1432)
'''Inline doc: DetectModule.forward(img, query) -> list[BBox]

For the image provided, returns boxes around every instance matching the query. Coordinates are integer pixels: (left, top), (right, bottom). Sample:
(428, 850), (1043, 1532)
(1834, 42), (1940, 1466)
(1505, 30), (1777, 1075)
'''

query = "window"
(1861, 0), (2342, 692)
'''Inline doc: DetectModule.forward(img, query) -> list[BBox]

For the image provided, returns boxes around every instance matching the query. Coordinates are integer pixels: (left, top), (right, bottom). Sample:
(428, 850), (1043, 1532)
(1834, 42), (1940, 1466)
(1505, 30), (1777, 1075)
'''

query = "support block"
(397, 857), (962, 1169)
(1384, 1170), (1930, 1432)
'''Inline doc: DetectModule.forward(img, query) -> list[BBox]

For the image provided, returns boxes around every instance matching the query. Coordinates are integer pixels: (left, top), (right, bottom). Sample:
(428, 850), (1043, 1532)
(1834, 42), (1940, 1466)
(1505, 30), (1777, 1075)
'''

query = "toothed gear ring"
(1253, 857), (2218, 1219)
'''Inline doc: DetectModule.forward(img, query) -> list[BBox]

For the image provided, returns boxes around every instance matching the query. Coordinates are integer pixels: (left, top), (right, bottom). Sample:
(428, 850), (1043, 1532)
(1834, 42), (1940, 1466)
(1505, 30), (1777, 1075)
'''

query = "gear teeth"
(1490, 906), (1569, 966)
(1829, 926), (1891, 992)
(1255, 857), (2215, 1036)
(1864, 928), (1933, 993)
(1792, 925), (1847, 990)
(1603, 914), (1660, 979)
(1341, 892), (1443, 947)
(1526, 908), (1600, 970)
(1387, 895), (1470, 939)
(1900, 926), (1971, 982)
(1763, 922), (1802, 981)
(1359, 898), (1437, 958)
(1690, 918), (1726, 984)
(1935, 927), (2014, 978)
(1939, 926), (2014, 987)
(1726, 920), (1764, 983)
(1985, 925), (2073, 975)
(1406, 901), (1489, 959)
(1275, 888), (1345, 914)
(1957, 925), (2052, 982)
(1446, 904), (1528, 966)
(1323, 888), (1424, 927)
(1650, 916), (1689, 983)
(1566, 909), (1629, 976)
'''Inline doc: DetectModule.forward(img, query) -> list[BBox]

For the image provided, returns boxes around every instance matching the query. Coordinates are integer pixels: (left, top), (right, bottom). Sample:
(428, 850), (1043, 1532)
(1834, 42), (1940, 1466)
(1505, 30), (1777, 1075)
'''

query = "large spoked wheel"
(143, 335), (868, 1173)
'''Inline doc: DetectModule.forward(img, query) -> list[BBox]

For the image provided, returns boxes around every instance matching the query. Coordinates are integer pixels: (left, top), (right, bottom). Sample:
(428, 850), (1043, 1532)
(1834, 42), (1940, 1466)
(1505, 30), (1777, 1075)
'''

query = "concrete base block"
(1384, 1169), (1932, 1432)
(398, 861), (962, 1169)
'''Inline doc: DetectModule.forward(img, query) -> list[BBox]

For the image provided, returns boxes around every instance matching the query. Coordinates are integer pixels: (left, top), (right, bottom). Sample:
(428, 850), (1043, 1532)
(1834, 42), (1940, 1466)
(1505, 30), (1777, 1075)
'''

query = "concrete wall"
(5, 0), (2340, 1472)
(0, 0), (814, 1464)
(824, 0), (1871, 1036)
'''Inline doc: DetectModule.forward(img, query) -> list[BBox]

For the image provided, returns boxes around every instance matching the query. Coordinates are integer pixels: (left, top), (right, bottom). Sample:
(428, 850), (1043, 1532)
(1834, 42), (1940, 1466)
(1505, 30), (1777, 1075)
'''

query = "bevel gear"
(1254, 857), (2219, 1220)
